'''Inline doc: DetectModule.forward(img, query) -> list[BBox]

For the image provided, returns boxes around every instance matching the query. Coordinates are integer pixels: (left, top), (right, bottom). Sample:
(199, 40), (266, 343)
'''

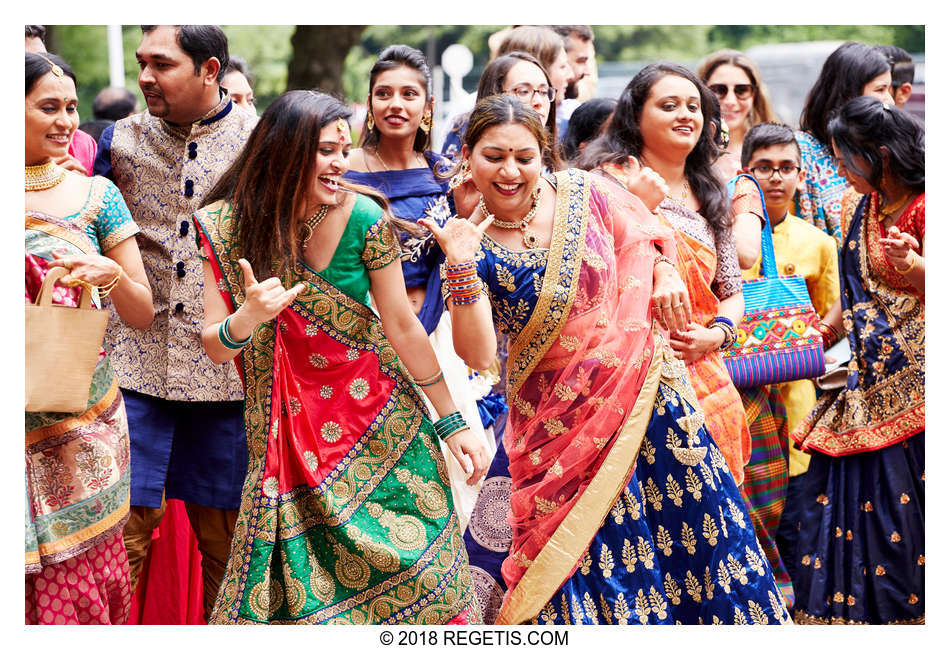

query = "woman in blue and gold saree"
(425, 95), (789, 625)
(791, 97), (924, 624)
(193, 91), (488, 625)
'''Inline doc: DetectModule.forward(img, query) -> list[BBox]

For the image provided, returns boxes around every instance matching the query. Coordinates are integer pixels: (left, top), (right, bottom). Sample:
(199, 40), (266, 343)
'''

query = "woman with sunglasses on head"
(423, 94), (788, 625)
(25, 52), (153, 625)
(698, 50), (779, 180)
(193, 90), (489, 624)
(345, 46), (495, 527)
(795, 42), (894, 246)
(790, 97), (924, 625)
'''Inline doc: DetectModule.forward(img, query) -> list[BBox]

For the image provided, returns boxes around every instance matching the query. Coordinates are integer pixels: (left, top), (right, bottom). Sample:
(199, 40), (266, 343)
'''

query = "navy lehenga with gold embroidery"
(791, 193), (925, 625)
(461, 170), (789, 625)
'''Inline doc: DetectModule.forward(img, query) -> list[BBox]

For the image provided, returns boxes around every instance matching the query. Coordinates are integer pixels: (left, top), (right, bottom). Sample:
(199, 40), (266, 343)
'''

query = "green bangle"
(219, 315), (252, 350)
(440, 424), (469, 442)
(433, 411), (467, 440)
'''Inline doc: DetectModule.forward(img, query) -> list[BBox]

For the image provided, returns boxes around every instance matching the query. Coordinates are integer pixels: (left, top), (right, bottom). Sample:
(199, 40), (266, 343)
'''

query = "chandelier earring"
(366, 109), (375, 132)
(420, 110), (432, 134)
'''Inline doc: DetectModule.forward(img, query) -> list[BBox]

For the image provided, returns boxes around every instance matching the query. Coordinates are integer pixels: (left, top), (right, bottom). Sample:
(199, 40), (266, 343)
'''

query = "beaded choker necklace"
(25, 161), (66, 192)
(479, 184), (543, 249)
(299, 204), (330, 248)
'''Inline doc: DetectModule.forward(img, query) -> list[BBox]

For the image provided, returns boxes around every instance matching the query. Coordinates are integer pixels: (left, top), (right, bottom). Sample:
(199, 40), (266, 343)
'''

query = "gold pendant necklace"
(374, 148), (423, 172)
(666, 178), (689, 206)
(25, 160), (66, 191)
(299, 204), (330, 247)
(480, 184), (543, 249)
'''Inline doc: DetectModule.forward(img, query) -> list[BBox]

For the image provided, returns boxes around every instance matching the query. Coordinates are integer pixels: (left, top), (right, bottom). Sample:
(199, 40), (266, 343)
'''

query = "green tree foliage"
(42, 24), (925, 117)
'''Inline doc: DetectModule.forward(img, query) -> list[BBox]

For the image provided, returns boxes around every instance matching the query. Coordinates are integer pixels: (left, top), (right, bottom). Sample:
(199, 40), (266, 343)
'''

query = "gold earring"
(366, 110), (375, 132)
(420, 111), (432, 134)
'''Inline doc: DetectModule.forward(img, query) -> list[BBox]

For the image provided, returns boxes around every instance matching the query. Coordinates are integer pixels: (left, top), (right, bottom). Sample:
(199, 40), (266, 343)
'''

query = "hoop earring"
(366, 110), (375, 132)
(420, 111), (432, 134)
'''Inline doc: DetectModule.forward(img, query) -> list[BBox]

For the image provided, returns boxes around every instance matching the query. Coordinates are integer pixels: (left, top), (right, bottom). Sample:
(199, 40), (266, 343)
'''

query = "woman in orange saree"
(425, 95), (787, 625)
(577, 63), (752, 488)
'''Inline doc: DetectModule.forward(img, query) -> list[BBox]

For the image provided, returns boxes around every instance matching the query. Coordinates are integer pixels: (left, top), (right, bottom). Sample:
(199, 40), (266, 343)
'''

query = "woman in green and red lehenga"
(193, 90), (489, 625)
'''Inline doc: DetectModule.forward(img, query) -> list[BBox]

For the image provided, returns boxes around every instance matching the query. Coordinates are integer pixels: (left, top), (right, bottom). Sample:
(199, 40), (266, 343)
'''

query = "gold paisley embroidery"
(362, 217), (400, 270)
(331, 541), (372, 590)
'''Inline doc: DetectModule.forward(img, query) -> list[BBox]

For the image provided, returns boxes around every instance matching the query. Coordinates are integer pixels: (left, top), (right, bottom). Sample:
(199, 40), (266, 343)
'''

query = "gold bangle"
(412, 369), (444, 386)
(896, 254), (918, 275)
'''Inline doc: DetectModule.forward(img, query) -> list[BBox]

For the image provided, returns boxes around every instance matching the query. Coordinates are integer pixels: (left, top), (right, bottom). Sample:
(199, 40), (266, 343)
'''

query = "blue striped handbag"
(721, 174), (824, 388)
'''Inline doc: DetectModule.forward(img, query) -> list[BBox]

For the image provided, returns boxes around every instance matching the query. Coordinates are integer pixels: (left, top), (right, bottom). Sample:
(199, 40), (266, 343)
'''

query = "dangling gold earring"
(420, 110), (432, 134)
(366, 110), (375, 132)
(448, 159), (470, 190)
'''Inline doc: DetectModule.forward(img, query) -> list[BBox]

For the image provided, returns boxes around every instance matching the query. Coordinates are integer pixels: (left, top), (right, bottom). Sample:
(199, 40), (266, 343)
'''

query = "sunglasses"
(709, 83), (756, 101)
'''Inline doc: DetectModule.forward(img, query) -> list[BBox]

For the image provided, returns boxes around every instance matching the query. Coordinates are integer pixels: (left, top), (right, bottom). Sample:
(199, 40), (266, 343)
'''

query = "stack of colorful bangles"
(218, 314), (252, 350)
(816, 321), (843, 349)
(708, 316), (738, 350)
(444, 260), (482, 306)
(433, 411), (468, 441)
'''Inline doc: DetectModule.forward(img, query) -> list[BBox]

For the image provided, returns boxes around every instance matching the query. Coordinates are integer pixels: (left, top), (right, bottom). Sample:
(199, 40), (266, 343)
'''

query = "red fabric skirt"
(26, 531), (131, 625)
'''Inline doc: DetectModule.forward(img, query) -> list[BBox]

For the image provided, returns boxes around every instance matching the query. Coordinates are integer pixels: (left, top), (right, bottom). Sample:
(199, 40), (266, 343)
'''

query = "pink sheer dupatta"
(495, 171), (674, 621)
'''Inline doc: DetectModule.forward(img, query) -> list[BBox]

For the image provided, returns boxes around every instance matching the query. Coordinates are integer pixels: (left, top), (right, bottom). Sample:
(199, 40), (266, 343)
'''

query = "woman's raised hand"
(235, 258), (305, 328)
(419, 214), (492, 265)
(624, 157), (668, 212)
(881, 225), (920, 272)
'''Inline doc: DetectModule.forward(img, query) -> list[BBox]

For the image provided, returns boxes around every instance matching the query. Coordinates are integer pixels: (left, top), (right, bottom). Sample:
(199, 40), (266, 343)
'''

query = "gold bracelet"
(98, 267), (123, 298)
(67, 267), (123, 298)
(412, 369), (444, 387)
(896, 254), (918, 275)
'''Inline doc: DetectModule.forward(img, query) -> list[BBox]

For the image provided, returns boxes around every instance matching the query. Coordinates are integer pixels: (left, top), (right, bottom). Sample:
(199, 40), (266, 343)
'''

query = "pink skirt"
(26, 531), (131, 625)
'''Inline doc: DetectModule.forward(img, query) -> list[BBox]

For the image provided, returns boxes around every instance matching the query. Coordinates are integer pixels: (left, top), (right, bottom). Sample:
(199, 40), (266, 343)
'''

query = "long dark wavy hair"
(203, 90), (394, 279)
(828, 96), (924, 201)
(576, 62), (731, 245)
(359, 44), (433, 153)
(800, 41), (890, 148)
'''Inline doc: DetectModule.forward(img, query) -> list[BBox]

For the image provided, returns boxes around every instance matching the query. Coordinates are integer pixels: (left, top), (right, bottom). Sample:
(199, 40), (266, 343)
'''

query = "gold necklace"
(666, 178), (689, 206)
(374, 148), (422, 172)
(25, 161), (66, 191)
(479, 184), (543, 249)
(299, 205), (330, 247)
(877, 190), (913, 221)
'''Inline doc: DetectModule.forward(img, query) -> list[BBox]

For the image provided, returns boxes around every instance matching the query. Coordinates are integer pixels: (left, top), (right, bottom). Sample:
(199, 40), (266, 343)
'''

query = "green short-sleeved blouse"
(308, 193), (400, 306)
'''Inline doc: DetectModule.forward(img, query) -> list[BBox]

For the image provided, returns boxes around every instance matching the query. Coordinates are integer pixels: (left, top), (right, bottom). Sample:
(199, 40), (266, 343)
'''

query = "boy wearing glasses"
(740, 122), (840, 588)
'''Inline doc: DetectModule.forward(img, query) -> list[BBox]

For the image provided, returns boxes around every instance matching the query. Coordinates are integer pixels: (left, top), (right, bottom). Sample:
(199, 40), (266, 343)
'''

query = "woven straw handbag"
(25, 266), (108, 412)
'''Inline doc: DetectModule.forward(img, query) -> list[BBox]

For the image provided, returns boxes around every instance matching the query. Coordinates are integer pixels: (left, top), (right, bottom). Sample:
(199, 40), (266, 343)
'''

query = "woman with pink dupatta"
(424, 95), (788, 624)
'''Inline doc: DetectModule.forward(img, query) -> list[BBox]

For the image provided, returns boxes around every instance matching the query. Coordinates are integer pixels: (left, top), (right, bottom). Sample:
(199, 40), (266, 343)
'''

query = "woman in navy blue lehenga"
(424, 95), (789, 625)
(791, 97), (924, 624)
(346, 46), (500, 525)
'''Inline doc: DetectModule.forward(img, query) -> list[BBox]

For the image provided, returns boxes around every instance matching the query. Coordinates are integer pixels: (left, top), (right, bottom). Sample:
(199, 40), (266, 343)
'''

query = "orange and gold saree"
(656, 201), (751, 486)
